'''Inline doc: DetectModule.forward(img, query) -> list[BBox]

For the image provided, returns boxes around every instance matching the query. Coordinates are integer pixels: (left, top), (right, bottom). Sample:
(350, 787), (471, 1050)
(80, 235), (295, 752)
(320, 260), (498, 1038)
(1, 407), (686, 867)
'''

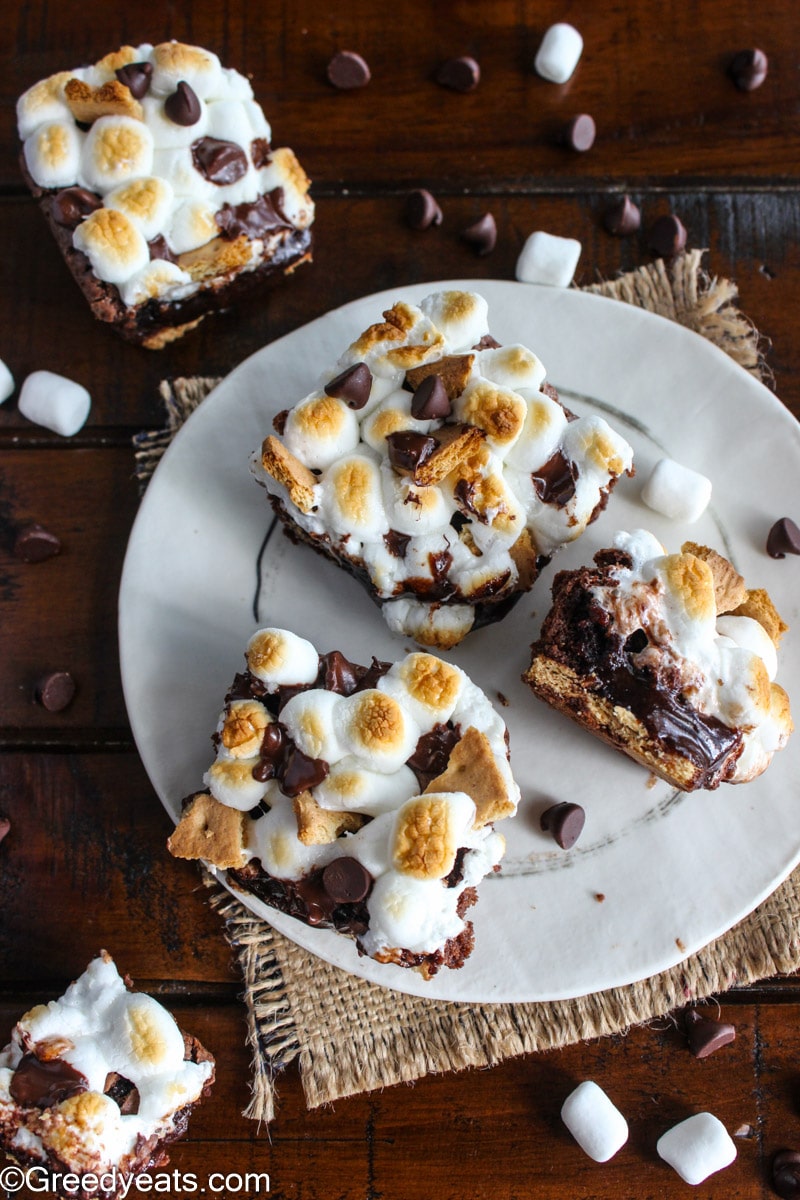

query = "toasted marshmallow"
(246, 627), (319, 688)
(217, 699), (272, 759)
(279, 689), (344, 762)
(361, 390), (434, 455)
(335, 689), (419, 773)
(104, 176), (174, 241)
(716, 615), (778, 682)
(419, 290), (489, 351)
(478, 344), (547, 392)
(106, 993), (185, 1081)
(382, 597), (475, 649)
(118, 260), (195, 309)
(393, 791), (476, 880)
(24, 120), (83, 189)
(165, 197), (219, 253)
(40, 1091), (130, 1167)
(561, 414), (633, 480)
(257, 147), (314, 227)
(17, 72), (74, 140)
(314, 760), (419, 815)
(249, 796), (328, 880)
(505, 391), (568, 470)
(150, 42), (223, 100)
(140, 93), (209, 150)
(344, 302), (445, 377)
(320, 454), (387, 539)
(73, 207), (150, 285)
(381, 467), (452, 536)
(455, 379), (527, 455)
(283, 392), (360, 470)
(204, 758), (267, 811)
(80, 116), (154, 193)
(378, 653), (465, 727)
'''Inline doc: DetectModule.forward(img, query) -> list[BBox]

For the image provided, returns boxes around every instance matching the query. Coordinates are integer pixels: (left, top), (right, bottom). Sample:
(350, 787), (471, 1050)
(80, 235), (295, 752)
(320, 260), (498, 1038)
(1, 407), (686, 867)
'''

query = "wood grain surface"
(2, 2), (800, 1197)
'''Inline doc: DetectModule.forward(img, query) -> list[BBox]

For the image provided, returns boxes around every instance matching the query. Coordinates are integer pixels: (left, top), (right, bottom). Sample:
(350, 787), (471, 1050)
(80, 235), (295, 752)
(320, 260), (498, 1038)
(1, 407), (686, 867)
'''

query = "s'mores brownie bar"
(524, 530), (793, 790)
(168, 627), (520, 978)
(17, 42), (313, 348)
(253, 290), (634, 649)
(0, 953), (214, 1197)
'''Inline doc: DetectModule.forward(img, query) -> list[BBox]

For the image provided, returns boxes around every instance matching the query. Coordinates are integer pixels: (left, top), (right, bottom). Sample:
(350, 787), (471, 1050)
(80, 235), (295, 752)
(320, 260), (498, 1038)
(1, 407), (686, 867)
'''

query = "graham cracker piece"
(681, 542), (746, 614)
(260, 435), (317, 513)
(405, 354), (475, 400)
(731, 587), (789, 646)
(509, 527), (538, 591)
(167, 792), (248, 869)
(292, 792), (365, 846)
(412, 424), (484, 487)
(64, 78), (143, 123)
(424, 725), (515, 827)
(177, 235), (253, 283)
(141, 317), (205, 350)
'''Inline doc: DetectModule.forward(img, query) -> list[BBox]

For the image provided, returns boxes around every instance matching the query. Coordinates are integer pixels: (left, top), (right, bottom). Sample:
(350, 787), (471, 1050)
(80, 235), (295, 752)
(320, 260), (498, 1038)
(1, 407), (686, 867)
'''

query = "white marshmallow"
(165, 197), (219, 253)
(205, 99), (257, 148)
(246, 627), (319, 688)
(419, 289), (489, 351)
(118, 260), (195, 309)
(151, 147), (216, 201)
(334, 688), (420, 773)
(283, 392), (360, 470)
(105, 993), (185, 1081)
(314, 761), (418, 815)
(362, 870), (466, 956)
(656, 1112), (736, 1186)
(505, 392), (568, 471)
(17, 73), (73, 140)
(381, 467), (452, 536)
(534, 23), (584, 84)
(149, 42), (223, 101)
(477, 344), (546, 393)
(242, 98), (271, 139)
(18, 370), (91, 437)
(716, 615), (778, 682)
(24, 120), (83, 189)
(217, 68), (255, 102)
(641, 457), (712, 523)
(279, 688), (344, 762)
(0, 359), (15, 404)
(515, 231), (582, 288)
(320, 454), (388, 539)
(560, 1081), (629, 1163)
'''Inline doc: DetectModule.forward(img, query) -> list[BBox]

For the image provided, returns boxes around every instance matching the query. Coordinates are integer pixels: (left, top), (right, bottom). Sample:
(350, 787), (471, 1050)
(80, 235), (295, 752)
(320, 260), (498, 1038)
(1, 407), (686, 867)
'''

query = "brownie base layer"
(22, 158), (313, 348)
(0, 1033), (215, 1200)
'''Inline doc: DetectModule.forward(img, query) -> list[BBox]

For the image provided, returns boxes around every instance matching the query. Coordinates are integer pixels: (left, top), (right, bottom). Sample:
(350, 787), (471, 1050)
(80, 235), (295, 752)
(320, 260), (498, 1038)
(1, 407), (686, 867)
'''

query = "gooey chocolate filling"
(10, 1053), (88, 1108)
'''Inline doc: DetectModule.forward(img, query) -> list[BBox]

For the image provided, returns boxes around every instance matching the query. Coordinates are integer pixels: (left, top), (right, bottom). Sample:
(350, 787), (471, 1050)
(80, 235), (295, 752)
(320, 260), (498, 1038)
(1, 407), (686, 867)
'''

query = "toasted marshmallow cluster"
(254, 290), (634, 648)
(593, 530), (793, 782)
(0, 954), (213, 1175)
(18, 42), (314, 308)
(178, 628), (519, 965)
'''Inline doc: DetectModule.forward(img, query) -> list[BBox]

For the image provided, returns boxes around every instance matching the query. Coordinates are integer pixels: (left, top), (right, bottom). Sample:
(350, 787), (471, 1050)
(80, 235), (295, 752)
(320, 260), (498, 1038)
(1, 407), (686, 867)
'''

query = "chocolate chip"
(562, 113), (596, 152)
(472, 334), (501, 350)
(405, 189), (443, 231)
(0, 814), (9, 845)
(684, 1009), (736, 1058)
(603, 195), (641, 236)
(13, 523), (61, 563)
(191, 137), (248, 186)
(774, 1152), (800, 1199)
(322, 857), (372, 903)
(386, 431), (438, 473)
(436, 56), (481, 92)
(280, 746), (329, 795)
(115, 61), (153, 100)
(648, 213), (687, 258)
(461, 212), (497, 255)
(216, 194), (291, 239)
(540, 802), (585, 849)
(324, 363), (373, 409)
(767, 517), (800, 559)
(729, 48), (768, 92)
(35, 671), (76, 713)
(51, 187), (102, 229)
(319, 650), (363, 694)
(251, 138), (272, 168)
(410, 375), (451, 420)
(165, 80), (202, 126)
(327, 50), (371, 90)
(148, 235), (177, 263)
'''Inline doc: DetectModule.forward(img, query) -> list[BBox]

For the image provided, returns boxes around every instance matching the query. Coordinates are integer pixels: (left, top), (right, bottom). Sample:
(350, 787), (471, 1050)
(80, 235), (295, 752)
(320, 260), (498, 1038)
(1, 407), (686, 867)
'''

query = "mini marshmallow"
(246, 627), (319, 688)
(73, 208), (150, 286)
(321, 454), (388, 539)
(279, 688), (344, 762)
(314, 761), (418, 815)
(0, 359), (14, 404)
(381, 469), (452, 536)
(24, 120), (83, 189)
(656, 1112), (736, 1186)
(204, 757), (267, 811)
(150, 147), (216, 201)
(419, 290), (489, 351)
(80, 116), (154, 193)
(378, 653), (465, 728)
(140, 94), (209, 150)
(505, 392), (568, 471)
(119, 260), (194, 310)
(477, 344), (546, 393)
(515, 231), (582, 288)
(18, 370), (91, 437)
(149, 42), (223, 101)
(642, 457), (712, 523)
(534, 23), (584, 84)
(717, 614), (778, 682)
(283, 393), (360, 470)
(104, 176), (175, 242)
(335, 688), (419, 773)
(560, 1081), (629, 1163)
(205, 99), (257, 148)
(165, 198), (219, 254)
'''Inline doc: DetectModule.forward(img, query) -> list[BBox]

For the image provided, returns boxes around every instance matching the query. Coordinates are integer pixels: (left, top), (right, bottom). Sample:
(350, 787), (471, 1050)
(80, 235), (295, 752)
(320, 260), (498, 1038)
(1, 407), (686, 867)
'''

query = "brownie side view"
(0, 952), (214, 1197)
(168, 627), (520, 978)
(252, 289), (634, 648)
(16, 42), (314, 348)
(524, 530), (793, 791)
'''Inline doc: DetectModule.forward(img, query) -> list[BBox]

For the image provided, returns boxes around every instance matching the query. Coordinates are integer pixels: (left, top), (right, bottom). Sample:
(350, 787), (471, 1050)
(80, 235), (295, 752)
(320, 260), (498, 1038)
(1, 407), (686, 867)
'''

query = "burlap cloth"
(134, 250), (798, 1124)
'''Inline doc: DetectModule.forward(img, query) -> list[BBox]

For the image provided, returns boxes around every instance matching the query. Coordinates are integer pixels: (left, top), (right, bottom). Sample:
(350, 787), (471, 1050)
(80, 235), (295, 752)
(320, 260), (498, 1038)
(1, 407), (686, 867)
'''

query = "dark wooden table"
(2, 2), (800, 1197)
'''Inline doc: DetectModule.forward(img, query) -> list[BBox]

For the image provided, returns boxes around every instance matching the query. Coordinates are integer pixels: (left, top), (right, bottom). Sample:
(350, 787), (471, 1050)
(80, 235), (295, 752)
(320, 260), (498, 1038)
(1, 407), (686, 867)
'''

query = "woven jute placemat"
(135, 250), (798, 1124)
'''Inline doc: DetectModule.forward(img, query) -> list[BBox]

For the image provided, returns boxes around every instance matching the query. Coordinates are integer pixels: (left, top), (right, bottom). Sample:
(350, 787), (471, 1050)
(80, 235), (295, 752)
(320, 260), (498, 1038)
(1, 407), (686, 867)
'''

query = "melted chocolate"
(319, 650), (363, 695)
(250, 138), (272, 168)
(386, 431), (438, 473)
(10, 1053), (88, 1109)
(148, 235), (177, 263)
(191, 137), (249, 185)
(429, 548), (453, 583)
(216, 192), (292, 240)
(280, 746), (329, 795)
(407, 722), (462, 789)
(231, 862), (370, 937)
(454, 477), (482, 522)
(384, 529), (411, 559)
(531, 450), (577, 507)
(51, 187), (102, 229)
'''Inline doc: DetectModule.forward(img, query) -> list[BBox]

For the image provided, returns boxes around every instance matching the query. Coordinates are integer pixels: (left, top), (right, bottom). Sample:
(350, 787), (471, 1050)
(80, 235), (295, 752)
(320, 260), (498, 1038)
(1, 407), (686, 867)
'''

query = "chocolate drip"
(250, 138), (272, 168)
(429, 548), (453, 583)
(408, 722), (462, 789)
(10, 1053), (88, 1109)
(216, 192), (292, 240)
(531, 450), (577, 507)
(386, 431), (438, 473)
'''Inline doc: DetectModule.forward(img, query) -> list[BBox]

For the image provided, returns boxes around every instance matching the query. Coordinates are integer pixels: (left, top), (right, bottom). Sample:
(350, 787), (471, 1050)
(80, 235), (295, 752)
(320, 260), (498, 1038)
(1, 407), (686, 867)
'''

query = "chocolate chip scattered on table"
(436, 56), (480, 92)
(405, 189), (443, 230)
(604, 195), (641, 236)
(767, 517), (800, 558)
(460, 212), (497, 255)
(13, 523), (61, 563)
(327, 49), (371, 89)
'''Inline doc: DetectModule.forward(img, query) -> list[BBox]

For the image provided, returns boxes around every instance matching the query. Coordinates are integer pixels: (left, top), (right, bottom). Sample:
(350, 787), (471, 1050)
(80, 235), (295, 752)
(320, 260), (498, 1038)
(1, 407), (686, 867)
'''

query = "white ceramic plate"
(119, 279), (800, 1003)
